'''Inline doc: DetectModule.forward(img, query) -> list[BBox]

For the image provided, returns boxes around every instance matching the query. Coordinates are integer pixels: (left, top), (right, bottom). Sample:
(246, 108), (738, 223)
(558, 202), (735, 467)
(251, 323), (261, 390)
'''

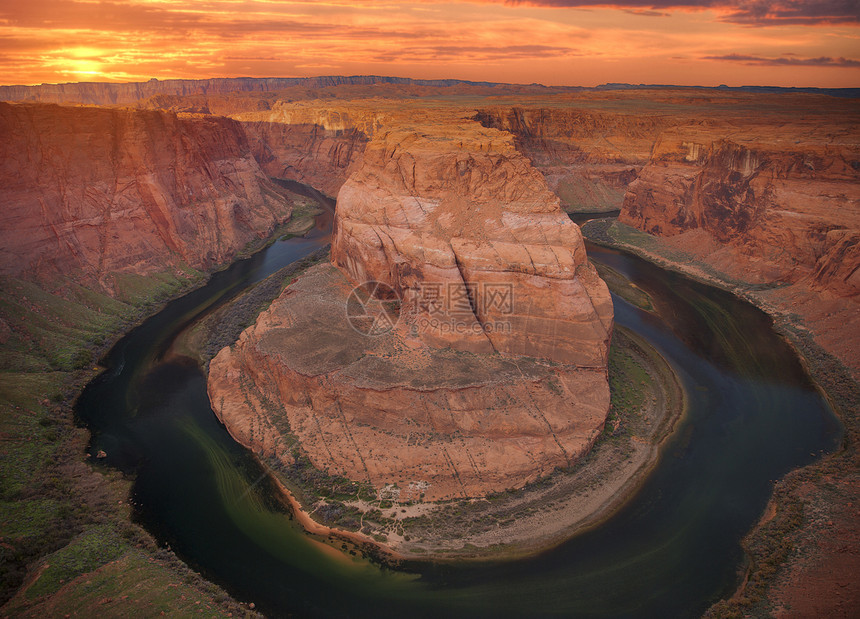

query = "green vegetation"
(604, 328), (655, 444)
(280, 202), (324, 240)
(0, 261), (255, 614)
(189, 246), (331, 365)
(24, 525), (127, 599)
(591, 260), (654, 312)
(5, 546), (247, 618)
(0, 269), (203, 373)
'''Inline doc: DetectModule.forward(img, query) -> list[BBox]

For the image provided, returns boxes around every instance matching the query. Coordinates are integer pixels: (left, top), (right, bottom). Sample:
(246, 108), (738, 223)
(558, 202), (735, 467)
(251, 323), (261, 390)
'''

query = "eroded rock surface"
(208, 266), (609, 501)
(621, 125), (860, 295)
(233, 103), (373, 197)
(0, 102), (293, 289)
(476, 102), (665, 211)
(618, 118), (860, 375)
(332, 124), (613, 366)
(209, 119), (613, 500)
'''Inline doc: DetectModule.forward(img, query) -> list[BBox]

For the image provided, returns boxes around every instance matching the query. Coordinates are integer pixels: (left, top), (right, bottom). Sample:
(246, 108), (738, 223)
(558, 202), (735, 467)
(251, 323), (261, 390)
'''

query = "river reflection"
(76, 205), (841, 618)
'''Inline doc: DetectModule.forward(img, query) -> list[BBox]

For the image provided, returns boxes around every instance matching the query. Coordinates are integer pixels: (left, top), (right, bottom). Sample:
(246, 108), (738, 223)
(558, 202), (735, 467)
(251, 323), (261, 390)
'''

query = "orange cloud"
(0, 0), (857, 87)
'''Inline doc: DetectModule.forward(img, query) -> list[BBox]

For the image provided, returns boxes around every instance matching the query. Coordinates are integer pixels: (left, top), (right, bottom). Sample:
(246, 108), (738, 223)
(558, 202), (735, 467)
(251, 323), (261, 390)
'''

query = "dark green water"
(76, 203), (841, 618)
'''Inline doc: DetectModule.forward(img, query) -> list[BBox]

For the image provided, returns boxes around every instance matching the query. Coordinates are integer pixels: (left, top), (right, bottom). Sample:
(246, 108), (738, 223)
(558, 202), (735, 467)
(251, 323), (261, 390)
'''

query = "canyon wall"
(0, 102), (294, 290)
(231, 103), (379, 197)
(620, 123), (860, 296)
(618, 118), (860, 375)
(476, 104), (667, 211)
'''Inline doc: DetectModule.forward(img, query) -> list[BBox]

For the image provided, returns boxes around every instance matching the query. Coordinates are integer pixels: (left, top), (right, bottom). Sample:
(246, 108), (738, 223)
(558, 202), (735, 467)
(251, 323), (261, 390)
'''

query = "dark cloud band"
(505, 0), (860, 26)
(703, 53), (860, 66)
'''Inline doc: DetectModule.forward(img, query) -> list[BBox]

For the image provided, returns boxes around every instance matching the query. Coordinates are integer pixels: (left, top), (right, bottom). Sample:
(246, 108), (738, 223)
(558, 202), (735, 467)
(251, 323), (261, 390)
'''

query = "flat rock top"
(254, 264), (552, 389)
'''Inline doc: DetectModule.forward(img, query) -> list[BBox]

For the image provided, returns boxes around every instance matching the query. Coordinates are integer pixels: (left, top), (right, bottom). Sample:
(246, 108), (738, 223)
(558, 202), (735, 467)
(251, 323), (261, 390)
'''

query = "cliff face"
(208, 119), (613, 501)
(475, 105), (666, 212)
(0, 102), (293, 289)
(233, 103), (376, 197)
(332, 124), (614, 366)
(620, 125), (860, 297)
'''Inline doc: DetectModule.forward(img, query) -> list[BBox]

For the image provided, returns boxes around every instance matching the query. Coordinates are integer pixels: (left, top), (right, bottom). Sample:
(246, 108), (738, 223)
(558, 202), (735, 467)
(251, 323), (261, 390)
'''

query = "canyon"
(0, 77), (857, 615)
(617, 119), (860, 376)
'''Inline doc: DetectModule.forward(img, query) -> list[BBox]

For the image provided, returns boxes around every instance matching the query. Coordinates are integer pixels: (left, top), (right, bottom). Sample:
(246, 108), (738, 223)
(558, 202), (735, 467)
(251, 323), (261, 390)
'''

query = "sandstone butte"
(207, 119), (614, 501)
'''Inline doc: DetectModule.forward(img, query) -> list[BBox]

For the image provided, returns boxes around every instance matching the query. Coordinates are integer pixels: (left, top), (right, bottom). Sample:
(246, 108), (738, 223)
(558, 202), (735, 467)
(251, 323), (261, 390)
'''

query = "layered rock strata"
(234, 103), (374, 197)
(476, 104), (665, 211)
(0, 102), (294, 289)
(332, 125), (614, 366)
(208, 265), (610, 501)
(619, 120), (860, 374)
(621, 125), (860, 291)
(208, 121), (613, 501)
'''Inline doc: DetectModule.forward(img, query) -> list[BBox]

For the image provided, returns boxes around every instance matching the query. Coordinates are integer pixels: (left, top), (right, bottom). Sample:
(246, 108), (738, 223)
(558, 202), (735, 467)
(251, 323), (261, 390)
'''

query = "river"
(75, 194), (841, 618)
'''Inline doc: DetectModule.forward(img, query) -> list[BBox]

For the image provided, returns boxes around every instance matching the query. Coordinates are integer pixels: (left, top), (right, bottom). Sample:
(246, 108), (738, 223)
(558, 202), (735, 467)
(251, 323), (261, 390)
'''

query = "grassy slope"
(0, 231), (336, 615)
(0, 266), (263, 616)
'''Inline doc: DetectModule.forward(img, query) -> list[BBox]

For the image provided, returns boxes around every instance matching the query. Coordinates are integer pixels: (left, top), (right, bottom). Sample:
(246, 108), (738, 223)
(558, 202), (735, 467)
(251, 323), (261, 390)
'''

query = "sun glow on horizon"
(1, 1), (858, 88)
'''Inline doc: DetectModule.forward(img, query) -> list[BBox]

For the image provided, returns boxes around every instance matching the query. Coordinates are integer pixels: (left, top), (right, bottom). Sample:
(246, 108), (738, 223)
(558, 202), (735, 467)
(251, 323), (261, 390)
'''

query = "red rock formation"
(332, 124), (614, 366)
(621, 124), (860, 296)
(208, 266), (609, 501)
(0, 102), (294, 289)
(229, 100), (412, 197)
(475, 103), (666, 211)
(239, 118), (367, 198)
(208, 119), (613, 501)
(618, 116), (860, 377)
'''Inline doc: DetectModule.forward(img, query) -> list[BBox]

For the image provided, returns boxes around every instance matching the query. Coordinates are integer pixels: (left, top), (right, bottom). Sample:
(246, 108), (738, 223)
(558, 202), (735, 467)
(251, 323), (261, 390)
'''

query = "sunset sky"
(1, 0), (858, 87)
